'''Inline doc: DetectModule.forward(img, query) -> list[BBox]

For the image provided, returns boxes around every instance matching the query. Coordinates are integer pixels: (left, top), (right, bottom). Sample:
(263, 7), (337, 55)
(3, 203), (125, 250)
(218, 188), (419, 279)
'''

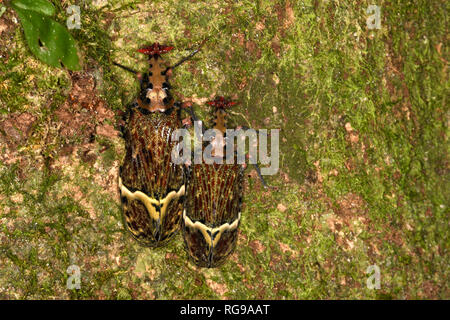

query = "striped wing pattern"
(120, 108), (184, 247)
(183, 163), (244, 267)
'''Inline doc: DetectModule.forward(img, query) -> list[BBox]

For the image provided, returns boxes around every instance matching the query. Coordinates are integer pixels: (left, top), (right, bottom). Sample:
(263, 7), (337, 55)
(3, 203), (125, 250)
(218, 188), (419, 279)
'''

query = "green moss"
(0, 0), (447, 299)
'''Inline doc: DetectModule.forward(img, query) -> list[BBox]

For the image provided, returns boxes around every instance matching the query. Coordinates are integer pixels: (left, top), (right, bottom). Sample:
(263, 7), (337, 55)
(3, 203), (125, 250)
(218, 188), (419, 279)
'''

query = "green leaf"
(0, 6), (6, 18)
(11, 0), (80, 70)
(11, 0), (55, 16)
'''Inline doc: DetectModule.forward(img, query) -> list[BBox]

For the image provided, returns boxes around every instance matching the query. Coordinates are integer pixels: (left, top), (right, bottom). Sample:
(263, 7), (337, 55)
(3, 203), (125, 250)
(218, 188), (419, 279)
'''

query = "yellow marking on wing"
(119, 177), (185, 221)
(183, 210), (240, 248)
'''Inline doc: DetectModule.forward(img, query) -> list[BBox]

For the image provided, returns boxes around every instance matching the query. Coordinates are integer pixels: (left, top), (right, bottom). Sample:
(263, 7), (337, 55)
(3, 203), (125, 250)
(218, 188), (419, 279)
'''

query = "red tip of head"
(137, 43), (174, 56)
(207, 97), (237, 108)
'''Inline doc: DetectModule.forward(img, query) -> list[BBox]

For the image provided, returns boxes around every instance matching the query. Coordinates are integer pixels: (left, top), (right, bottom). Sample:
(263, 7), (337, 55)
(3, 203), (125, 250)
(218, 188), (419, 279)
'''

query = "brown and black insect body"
(183, 97), (244, 267)
(115, 42), (202, 247)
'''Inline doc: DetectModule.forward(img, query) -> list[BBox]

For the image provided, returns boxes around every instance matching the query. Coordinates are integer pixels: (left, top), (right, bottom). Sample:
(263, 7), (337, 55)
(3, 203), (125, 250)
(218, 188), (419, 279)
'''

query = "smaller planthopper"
(182, 97), (245, 267)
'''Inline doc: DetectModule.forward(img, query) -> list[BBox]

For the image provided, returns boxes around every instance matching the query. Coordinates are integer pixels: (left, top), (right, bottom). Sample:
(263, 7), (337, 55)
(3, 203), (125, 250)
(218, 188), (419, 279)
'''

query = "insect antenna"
(113, 61), (138, 75)
(168, 38), (208, 70)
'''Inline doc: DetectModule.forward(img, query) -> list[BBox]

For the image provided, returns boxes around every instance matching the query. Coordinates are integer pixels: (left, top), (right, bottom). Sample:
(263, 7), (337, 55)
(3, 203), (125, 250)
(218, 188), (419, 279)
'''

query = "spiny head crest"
(137, 43), (174, 57)
(206, 96), (237, 109)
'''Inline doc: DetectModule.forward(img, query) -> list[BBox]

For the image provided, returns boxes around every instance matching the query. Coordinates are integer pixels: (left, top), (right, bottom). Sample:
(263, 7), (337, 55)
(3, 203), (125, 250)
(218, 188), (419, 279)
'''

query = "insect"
(182, 97), (245, 267)
(114, 42), (203, 247)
